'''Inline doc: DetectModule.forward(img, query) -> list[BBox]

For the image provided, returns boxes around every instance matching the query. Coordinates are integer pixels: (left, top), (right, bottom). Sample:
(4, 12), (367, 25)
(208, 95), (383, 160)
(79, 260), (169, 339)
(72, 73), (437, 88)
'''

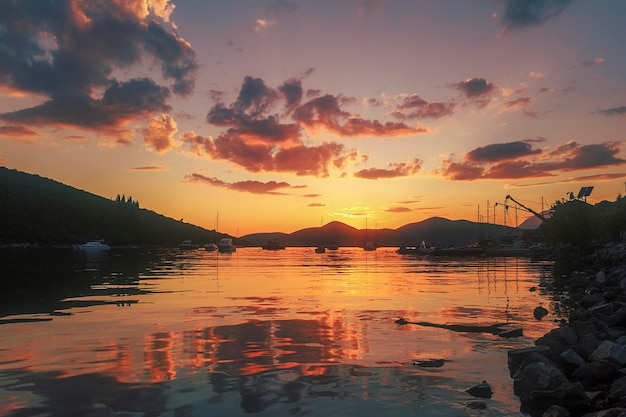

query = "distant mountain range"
(0, 166), (528, 247)
(241, 218), (523, 248)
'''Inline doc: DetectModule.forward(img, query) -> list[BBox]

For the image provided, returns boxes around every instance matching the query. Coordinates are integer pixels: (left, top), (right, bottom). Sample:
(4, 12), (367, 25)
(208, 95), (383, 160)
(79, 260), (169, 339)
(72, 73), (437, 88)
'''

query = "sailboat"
(205, 212), (218, 251)
(363, 218), (376, 251)
(315, 216), (326, 253)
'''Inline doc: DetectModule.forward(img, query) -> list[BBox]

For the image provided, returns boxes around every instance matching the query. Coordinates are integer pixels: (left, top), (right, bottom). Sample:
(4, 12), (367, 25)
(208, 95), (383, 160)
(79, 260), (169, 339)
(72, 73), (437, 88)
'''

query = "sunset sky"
(1, 0), (625, 236)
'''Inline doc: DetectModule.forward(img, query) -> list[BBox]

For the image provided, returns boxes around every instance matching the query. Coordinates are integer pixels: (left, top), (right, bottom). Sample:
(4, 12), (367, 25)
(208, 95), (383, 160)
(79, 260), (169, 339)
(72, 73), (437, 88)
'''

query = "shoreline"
(508, 241), (626, 416)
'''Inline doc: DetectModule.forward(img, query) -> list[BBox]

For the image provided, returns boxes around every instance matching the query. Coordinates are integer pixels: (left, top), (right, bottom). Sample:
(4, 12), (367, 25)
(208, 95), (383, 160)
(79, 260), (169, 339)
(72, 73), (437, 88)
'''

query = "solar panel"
(577, 186), (594, 198)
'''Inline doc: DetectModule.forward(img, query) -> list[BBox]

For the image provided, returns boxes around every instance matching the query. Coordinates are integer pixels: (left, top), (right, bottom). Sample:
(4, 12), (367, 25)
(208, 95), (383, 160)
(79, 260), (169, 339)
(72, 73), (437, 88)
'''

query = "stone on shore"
(512, 359), (589, 416)
(589, 340), (626, 365)
(507, 242), (626, 416)
(465, 380), (493, 398)
(542, 405), (571, 417)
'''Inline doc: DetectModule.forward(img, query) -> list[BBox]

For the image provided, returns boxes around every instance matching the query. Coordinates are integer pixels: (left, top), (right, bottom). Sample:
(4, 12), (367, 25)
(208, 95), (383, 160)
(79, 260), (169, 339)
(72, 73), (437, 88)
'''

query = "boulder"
(513, 361), (589, 416)
(535, 306), (549, 320)
(466, 380), (493, 398)
(542, 405), (571, 417)
(560, 349), (585, 369)
(571, 360), (620, 389)
(589, 341), (626, 366)
(508, 345), (552, 376)
(607, 376), (626, 403)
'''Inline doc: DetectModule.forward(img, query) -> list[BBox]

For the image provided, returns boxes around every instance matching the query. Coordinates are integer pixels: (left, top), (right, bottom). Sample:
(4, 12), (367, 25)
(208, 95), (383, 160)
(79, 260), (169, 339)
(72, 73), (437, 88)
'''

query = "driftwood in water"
(395, 318), (522, 337)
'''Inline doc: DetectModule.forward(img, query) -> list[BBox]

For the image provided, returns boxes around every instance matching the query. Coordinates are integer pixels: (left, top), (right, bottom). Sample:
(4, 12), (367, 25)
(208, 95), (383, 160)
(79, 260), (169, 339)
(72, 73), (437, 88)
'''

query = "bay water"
(0, 247), (559, 416)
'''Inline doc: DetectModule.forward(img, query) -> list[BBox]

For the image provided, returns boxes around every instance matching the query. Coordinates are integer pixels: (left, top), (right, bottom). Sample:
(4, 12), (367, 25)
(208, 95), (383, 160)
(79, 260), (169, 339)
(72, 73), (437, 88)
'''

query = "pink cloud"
(354, 159), (422, 179)
(184, 173), (301, 195)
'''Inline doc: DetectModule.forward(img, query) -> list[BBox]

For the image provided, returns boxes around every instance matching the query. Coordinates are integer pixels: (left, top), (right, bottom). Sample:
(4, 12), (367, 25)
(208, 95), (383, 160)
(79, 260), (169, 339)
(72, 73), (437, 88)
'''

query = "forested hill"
(0, 167), (218, 246)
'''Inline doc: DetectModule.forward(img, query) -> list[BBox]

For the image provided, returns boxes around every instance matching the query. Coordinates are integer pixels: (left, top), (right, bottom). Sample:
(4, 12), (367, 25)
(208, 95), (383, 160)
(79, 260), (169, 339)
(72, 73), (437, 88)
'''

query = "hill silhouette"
(1, 166), (523, 247)
(241, 218), (522, 248)
(0, 167), (218, 246)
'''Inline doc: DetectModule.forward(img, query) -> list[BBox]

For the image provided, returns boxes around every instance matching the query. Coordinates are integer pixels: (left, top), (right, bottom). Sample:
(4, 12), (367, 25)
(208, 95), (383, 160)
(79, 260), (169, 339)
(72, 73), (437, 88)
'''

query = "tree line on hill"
(532, 195), (626, 250)
(0, 167), (220, 246)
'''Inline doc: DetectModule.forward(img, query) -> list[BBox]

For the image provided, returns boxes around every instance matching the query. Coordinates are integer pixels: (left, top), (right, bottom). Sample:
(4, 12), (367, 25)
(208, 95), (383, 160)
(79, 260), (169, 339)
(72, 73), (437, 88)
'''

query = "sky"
(1, 0), (625, 236)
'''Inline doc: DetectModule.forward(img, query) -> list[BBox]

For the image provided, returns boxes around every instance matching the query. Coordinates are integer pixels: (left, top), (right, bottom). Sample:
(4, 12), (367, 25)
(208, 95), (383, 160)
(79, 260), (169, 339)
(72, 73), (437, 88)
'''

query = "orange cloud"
(0, 125), (41, 140)
(385, 207), (412, 213)
(131, 166), (166, 171)
(143, 114), (178, 154)
(182, 131), (358, 177)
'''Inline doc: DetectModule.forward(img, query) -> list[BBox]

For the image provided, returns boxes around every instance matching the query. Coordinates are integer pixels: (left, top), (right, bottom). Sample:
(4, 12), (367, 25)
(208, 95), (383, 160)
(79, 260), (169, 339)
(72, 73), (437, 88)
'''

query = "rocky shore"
(508, 242), (626, 417)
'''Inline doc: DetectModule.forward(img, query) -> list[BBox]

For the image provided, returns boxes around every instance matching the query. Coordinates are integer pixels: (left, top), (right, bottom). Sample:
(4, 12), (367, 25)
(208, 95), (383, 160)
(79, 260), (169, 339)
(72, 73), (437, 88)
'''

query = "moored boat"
(261, 240), (286, 250)
(217, 238), (236, 253)
(204, 242), (217, 252)
(178, 239), (199, 249)
(76, 240), (110, 250)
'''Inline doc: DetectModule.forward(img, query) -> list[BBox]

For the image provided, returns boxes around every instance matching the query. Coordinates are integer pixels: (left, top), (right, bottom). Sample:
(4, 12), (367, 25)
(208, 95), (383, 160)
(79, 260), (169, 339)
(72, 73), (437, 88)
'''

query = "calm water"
(0, 247), (558, 416)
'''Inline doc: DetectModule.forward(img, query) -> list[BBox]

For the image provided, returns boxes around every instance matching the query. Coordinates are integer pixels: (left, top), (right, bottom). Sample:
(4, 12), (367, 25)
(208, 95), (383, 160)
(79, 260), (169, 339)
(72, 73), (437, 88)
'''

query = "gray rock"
(590, 341), (626, 366)
(560, 348), (585, 368)
(513, 361), (588, 416)
(466, 380), (493, 398)
(571, 360), (619, 389)
(607, 376), (626, 402)
(508, 345), (552, 376)
(542, 404), (570, 417)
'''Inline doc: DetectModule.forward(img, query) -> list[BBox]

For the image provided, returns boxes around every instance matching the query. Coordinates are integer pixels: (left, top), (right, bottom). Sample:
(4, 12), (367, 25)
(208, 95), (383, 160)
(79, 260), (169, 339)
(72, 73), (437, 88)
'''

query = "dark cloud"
(451, 78), (497, 108)
(501, 0), (574, 30)
(308, 203), (326, 207)
(440, 141), (626, 181)
(466, 141), (542, 163)
(0, 0), (197, 139)
(234, 76), (280, 116)
(599, 106), (626, 116)
(393, 94), (456, 120)
(551, 142), (626, 171)
(453, 78), (497, 98)
(207, 107), (300, 144)
(279, 78), (304, 112)
(353, 160), (422, 179)
(185, 173), (298, 195)
(294, 94), (425, 137)
(2, 78), (171, 141)
(304, 194), (323, 198)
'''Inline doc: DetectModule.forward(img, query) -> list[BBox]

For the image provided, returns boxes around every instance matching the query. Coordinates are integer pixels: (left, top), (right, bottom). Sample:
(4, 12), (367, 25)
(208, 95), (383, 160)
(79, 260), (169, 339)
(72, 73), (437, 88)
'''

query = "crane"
(505, 195), (546, 222)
